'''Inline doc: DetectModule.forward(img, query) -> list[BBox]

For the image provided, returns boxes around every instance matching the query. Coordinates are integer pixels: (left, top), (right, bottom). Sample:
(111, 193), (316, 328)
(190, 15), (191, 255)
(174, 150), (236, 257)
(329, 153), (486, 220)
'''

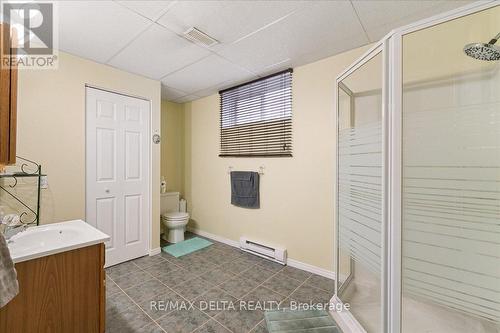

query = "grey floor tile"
(137, 289), (186, 320)
(157, 307), (211, 333)
(290, 284), (332, 305)
(224, 259), (254, 275)
(279, 266), (312, 282)
(215, 308), (264, 333)
(241, 265), (276, 284)
(263, 274), (302, 297)
(242, 286), (284, 310)
(278, 297), (294, 310)
(255, 260), (284, 273)
(156, 268), (197, 288)
(203, 249), (239, 266)
(193, 287), (239, 317)
(211, 242), (236, 252)
(124, 279), (168, 303)
(106, 304), (153, 333)
(177, 253), (206, 266)
(238, 253), (267, 266)
(200, 267), (236, 285)
(250, 320), (268, 333)
(304, 274), (335, 293)
(106, 277), (122, 297)
(219, 276), (260, 299)
(144, 260), (182, 276)
(106, 290), (136, 318)
(173, 277), (215, 301)
(132, 254), (166, 269)
(184, 259), (217, 276)
(135, 322), (166, 333)
(106, 261), (141, 279)
(195, 319), (232, 333)
(113, 270), (154, 290)
(160, 251), (185, 265)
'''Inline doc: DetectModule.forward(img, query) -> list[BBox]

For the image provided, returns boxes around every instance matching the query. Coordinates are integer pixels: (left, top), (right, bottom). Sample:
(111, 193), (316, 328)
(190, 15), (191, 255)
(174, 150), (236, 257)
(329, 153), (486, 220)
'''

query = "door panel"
(96, 197), (116, 250)
(86, 87), (150, 267)
(125, 131), (141, 180)
(96, 128), (116, 181)
(125, 194), (141, 245)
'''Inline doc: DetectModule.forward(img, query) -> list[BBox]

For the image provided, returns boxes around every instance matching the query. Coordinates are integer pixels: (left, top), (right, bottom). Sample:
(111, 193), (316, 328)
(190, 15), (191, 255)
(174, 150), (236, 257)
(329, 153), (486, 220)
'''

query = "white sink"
(7, 220), (110, 263)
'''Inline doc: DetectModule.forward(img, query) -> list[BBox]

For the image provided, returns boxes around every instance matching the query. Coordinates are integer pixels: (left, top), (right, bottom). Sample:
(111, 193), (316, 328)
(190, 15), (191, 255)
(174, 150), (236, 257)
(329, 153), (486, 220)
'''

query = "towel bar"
(227, 166), (264, 175)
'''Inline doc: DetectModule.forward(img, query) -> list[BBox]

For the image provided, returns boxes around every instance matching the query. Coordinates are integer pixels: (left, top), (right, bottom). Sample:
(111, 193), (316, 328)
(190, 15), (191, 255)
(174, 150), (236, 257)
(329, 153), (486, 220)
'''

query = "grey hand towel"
(231, 171), (260, 209)
(0, 232), (19, 308)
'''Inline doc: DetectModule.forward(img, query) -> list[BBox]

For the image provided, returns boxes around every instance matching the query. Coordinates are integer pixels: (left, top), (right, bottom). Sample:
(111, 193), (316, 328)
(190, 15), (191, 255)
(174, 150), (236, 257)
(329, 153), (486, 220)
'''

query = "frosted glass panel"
(337, 52), (383, 333)
(402, 6), (500, 332)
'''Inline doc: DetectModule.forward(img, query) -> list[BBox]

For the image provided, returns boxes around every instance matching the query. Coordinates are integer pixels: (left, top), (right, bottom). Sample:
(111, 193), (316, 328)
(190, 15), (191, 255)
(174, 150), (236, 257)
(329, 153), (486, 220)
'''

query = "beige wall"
(161, 100), (185, 195)
(14, 51), (162, 250)
(183, 44), (371, 271)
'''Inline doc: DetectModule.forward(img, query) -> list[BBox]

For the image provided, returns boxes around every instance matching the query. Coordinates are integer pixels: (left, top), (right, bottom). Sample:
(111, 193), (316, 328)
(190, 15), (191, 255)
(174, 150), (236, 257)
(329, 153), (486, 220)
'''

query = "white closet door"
(86, 87), (150, 267)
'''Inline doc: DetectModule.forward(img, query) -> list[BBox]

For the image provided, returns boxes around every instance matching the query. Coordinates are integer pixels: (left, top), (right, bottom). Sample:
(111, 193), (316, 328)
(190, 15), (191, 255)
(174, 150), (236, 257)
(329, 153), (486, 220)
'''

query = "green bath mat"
(162, 237), (213, 257)
(265, 309), (341, 333)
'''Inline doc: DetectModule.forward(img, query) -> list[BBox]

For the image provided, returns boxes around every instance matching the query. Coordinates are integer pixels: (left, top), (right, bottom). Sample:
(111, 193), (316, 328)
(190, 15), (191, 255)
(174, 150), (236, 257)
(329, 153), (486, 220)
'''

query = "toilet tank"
(161, 192), (180, 215)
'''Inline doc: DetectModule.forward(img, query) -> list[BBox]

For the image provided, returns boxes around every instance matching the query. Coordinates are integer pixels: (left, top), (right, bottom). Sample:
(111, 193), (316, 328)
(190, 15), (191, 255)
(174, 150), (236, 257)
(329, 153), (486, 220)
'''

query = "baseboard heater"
(239, 237), (287, 265)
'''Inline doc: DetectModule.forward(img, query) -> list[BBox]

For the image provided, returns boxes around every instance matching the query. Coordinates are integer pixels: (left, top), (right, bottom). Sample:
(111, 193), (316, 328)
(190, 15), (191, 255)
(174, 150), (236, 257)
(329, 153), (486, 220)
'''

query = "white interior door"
(86, 87), (150, 267)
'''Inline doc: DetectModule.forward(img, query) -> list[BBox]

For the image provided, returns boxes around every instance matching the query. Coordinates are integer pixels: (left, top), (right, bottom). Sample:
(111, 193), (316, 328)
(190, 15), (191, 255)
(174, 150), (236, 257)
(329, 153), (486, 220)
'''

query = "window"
(219, 69), (292, 157)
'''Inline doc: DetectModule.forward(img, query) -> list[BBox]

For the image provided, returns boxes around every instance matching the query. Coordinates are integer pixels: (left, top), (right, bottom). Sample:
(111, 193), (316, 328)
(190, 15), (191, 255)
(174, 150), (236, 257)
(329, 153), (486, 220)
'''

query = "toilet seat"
(164, 212), (189, 220)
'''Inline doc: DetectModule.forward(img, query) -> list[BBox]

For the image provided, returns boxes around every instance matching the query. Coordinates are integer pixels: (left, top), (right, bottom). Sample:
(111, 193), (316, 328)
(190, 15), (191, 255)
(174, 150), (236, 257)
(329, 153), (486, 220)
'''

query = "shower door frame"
(332, 1), (499, 333)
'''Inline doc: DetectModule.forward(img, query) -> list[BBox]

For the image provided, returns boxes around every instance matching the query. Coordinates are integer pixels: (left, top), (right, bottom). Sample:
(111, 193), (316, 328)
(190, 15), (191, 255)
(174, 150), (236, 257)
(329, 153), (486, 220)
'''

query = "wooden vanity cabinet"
(0, 243), (106, 333)
(0, 23), (17, 165)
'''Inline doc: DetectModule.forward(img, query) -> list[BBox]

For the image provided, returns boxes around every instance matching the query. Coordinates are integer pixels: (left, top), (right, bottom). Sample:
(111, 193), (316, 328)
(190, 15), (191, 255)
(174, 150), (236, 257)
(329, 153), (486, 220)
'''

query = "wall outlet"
(40, 175), (48, 189)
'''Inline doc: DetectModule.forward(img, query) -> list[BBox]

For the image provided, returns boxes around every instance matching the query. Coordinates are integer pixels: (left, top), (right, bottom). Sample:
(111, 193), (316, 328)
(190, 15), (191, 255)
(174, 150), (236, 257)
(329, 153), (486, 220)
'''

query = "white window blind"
(219, 69), (292, 157)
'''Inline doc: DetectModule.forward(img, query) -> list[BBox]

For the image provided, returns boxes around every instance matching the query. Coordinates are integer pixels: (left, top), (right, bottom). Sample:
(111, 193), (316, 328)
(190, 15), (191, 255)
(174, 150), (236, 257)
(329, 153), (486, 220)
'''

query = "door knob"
(105, 189), (110, 193)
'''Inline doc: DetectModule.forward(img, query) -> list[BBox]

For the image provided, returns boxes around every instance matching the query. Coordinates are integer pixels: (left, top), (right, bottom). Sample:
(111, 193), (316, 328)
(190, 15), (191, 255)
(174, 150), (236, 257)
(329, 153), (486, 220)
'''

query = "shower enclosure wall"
(334, 2), (500, 333)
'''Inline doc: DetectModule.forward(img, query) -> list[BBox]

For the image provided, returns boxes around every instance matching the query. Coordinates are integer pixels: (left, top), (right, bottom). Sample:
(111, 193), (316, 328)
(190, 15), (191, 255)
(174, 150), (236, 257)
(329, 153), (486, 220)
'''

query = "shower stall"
(333, 2), (500, 333)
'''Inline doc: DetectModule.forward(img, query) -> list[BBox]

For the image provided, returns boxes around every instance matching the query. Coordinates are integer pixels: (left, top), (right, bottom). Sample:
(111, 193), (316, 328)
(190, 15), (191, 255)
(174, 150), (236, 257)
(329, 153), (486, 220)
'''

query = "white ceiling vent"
(182, 27), (219, 47)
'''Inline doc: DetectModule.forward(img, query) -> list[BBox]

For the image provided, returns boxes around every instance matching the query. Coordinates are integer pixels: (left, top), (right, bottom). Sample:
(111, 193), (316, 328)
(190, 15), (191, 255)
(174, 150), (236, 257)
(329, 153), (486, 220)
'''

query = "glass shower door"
(401, 6), (500, 332)
(337, 51), (383, 333)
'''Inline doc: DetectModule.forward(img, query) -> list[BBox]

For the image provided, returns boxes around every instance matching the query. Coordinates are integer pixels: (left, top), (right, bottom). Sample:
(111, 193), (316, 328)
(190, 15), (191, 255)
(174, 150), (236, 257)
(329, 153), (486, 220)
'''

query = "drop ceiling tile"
(352, 0), (473, 41)
(216, 1), (369, 74)
(161, 54), (257, 94)
(108, 23), (211, 80)
(58, 1), (152, 63)
(116, 0), (175, 22)
(156, 0), (310, 45)
(161, 85), (187, 101)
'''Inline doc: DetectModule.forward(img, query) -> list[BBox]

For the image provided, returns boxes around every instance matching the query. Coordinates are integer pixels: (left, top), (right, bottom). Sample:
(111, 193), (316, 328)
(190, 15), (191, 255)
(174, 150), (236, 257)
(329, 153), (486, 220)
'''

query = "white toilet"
(160, 192), (190, 243)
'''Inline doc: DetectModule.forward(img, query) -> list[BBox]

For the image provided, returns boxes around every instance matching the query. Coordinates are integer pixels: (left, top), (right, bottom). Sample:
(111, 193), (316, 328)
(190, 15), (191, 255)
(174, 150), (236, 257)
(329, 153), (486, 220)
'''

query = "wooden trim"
(0, 23), (17, 165)
(99, 243), (105, 333)
(8, 25), (17, 164)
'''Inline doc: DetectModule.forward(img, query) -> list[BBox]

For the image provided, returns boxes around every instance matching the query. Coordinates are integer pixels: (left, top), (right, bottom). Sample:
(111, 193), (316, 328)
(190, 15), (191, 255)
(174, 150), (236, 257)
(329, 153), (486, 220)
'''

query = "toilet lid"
(164, 212), (189, 219)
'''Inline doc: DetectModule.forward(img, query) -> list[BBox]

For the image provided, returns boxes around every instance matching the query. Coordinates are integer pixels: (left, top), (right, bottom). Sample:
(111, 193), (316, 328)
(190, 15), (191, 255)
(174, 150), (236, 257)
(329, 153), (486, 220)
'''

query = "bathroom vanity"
(0, 220), (109, 333)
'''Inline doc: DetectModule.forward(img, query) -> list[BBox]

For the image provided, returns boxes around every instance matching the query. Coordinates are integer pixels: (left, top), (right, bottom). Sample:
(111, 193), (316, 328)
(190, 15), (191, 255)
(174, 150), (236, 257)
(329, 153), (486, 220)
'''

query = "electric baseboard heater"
(239, 237), (287, 265)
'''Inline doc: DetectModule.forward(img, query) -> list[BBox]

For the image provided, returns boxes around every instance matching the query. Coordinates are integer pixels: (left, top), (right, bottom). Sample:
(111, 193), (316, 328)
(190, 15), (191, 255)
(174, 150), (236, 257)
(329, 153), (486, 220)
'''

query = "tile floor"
(105, 235), (337, 333)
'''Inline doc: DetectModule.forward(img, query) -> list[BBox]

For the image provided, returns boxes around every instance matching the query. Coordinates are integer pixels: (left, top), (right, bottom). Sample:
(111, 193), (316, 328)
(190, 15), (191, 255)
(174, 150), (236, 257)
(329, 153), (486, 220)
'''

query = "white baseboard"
(187, 227), (335, 280)
(287, 258), (335, 280)
(188, 227), (240, 247)
(149, 247), (161, 256)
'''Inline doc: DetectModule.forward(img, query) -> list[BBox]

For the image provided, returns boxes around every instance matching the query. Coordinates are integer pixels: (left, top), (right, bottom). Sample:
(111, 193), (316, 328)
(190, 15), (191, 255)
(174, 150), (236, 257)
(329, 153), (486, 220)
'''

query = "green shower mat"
(265, 309), (341, 333)
(162, 237), (213, 257)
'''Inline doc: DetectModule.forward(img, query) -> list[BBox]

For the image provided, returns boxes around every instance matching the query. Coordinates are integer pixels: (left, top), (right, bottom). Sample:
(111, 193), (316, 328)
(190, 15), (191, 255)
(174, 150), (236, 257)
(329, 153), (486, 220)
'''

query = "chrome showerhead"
(464, 33), (500, 61)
